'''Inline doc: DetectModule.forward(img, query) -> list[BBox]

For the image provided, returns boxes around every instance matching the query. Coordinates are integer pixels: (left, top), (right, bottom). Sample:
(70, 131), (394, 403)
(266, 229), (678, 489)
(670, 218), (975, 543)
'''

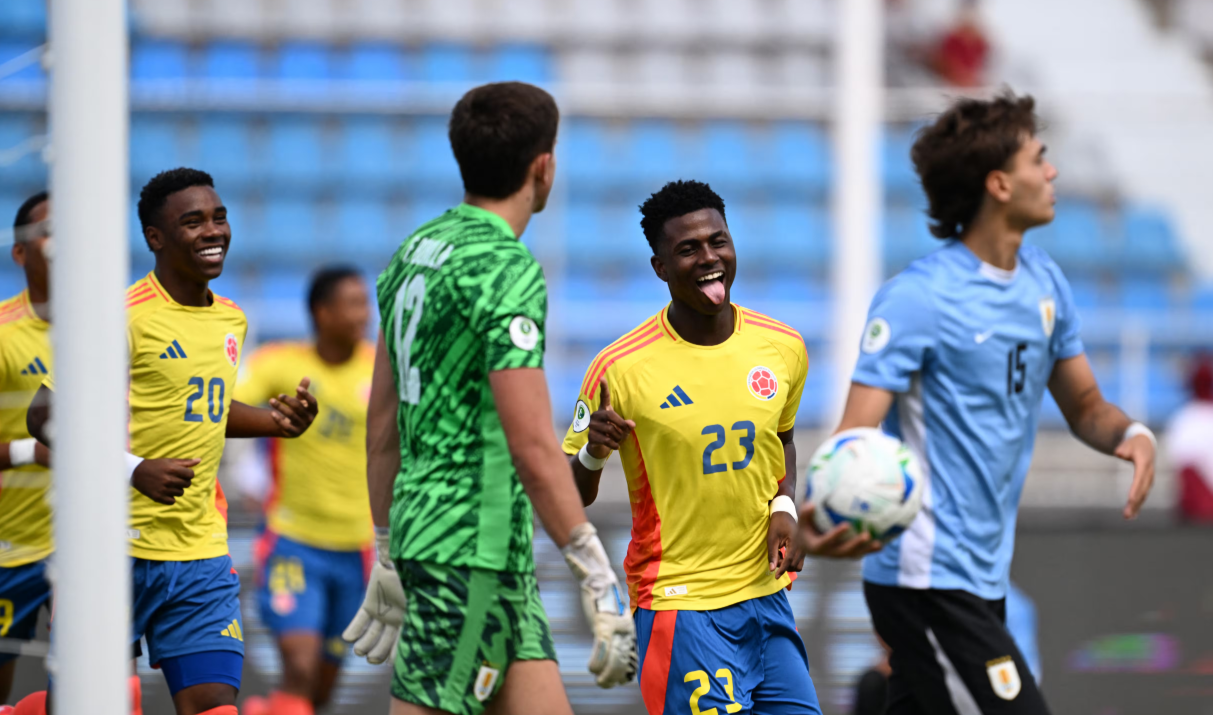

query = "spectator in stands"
(1166, 356), (1213, 522)
(932, 0), (990, 87)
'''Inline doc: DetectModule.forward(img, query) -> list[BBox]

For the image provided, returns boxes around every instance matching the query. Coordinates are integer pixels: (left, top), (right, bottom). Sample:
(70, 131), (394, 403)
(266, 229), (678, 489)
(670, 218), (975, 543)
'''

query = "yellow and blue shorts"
(0, 559), (50, 665)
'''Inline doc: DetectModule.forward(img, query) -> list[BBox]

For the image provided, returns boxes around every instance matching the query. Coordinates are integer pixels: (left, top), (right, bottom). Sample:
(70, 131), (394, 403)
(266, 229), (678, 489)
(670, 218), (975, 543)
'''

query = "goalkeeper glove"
(562, 522), (638, 688)
(343, 527), (407, 664)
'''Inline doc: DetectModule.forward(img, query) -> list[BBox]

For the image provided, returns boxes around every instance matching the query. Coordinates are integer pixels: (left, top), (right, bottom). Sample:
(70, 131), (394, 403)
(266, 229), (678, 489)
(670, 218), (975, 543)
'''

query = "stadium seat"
(565, 201), (649, 267)
(408, 198), (455, 235)
(561, 118), (614, 187)
(202, 41), (261, 79)
(882, 207), (937, 271)
(1190, 283), (1213, 313)
(1030, 201), (1106, 272)
(725, 203), (772, 258)
(266, 116), (328, 186)
(197, 116), (257, 186)
(258, 268), (309, 302)
(620, 120), (682, 185)
(1119, 277), (1170, 311)
(130, 116), (187, 183)
(337, 116), (405, 185)
(769, 122), (829, 192)
(1066, 277), (1103, 312)
(336, 199), (393, 259)
(419, 43), (476, 83)
(276, 41), (332, 81)
(0, 42), (46, 82)
(0, 114), (45, 185)
(342, 42), (409, 82)
(410, 116), (462, 190)
(0, 0), (47, 38)
(693, 121), (753, 191)
(262, 197), (320, 257)
(769, 203), (830, 269)
(486, 44), (552, 84)
(131, 40), (190, 80)
(1122, 205), (1184, 274)
(882, 126), (919, 197)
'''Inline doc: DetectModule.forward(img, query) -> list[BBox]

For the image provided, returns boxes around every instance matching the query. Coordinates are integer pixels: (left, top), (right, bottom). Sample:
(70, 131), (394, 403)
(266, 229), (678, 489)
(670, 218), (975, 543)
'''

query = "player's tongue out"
(696, 272), (726, 306)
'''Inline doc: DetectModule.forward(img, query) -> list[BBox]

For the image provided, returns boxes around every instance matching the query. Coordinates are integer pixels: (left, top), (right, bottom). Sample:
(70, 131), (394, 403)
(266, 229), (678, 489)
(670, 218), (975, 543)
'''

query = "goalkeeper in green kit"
(342, 81), (637, 715)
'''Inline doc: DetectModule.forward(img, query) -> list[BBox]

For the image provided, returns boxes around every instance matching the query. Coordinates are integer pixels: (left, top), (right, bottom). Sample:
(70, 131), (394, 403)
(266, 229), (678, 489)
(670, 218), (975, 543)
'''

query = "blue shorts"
(131, 555), (244, 671)
(255, 532), (368, 662)
(0, 560), (50, 665)
(635, 590), (822, 715)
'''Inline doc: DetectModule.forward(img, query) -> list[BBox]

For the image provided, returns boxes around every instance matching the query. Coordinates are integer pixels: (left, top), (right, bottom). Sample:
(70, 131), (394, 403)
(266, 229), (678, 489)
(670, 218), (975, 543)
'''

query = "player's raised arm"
(566, 377), (634, 506)
(1049, 353), (1155, 518)
(225, 377), (319, 438)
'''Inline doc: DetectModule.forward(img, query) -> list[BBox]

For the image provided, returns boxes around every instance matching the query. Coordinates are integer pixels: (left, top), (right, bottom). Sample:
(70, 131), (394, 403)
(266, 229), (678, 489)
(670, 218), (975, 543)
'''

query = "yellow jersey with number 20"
(562, 305), (808, 612)
(235, 341), (374, 551)
(124, 272), (246, 561)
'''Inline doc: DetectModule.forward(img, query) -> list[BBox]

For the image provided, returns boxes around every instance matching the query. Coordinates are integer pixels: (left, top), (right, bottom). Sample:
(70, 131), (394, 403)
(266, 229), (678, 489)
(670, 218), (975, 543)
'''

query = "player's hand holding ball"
(131, 457), (200, 505)
(268, 376), (320, 438)
(585, 377), (635, 459)
(562, 522), (638, 688)
(343, 527), (407, 664)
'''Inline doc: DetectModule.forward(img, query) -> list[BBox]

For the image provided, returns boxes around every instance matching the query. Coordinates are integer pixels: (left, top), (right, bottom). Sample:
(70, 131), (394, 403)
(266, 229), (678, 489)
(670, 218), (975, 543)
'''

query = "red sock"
(269, 691), (314, 715)
(129, 675), (143, 715)
(196, 707), (237, 715)
(12, 691), (46, 715)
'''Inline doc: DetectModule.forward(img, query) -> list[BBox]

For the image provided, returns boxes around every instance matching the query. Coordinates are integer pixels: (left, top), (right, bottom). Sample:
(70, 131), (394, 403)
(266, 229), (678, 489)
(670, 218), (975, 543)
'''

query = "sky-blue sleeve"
(1048, 259), (1084, 360)
(851, 273), (937, 393)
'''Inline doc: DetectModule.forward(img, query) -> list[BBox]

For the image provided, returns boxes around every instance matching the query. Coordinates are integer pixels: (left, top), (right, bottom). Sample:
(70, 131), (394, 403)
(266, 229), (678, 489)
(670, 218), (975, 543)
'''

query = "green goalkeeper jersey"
(377, 203), (547, 574)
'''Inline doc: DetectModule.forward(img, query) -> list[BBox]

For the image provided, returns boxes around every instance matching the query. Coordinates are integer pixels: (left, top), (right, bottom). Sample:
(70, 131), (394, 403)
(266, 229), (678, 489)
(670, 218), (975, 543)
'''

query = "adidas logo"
(159, 340), (189, 360)
(659, 386), (694, 409)
(19, 357), (48, 375)
(220, 619), (243, 641)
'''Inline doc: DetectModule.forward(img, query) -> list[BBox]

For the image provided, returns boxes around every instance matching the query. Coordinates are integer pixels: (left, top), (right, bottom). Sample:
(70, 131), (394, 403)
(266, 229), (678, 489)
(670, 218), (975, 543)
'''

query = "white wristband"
(770, 494), (798, 523)
(1122, 422), (1156, 449)
(374, 526), (393, 568)
(8, 438), (37, 467)
(124, 452), (144, 483)
(578, 443), (609, 471)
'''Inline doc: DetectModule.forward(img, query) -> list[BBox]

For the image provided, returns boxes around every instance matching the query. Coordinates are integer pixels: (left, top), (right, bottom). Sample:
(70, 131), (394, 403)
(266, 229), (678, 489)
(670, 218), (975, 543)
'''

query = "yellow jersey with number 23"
(562, 305), (808, 612)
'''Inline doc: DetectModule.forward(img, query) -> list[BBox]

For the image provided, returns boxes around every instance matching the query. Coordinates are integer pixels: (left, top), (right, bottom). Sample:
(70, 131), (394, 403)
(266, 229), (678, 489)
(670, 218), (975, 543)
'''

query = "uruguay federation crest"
(986, 656), (1022, 701)
(1039, 297), (1056, 338)
(473, 664), (500, 702)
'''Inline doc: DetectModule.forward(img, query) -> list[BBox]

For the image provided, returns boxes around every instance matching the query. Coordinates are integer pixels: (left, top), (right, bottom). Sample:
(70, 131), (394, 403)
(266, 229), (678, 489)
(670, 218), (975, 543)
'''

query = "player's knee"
(278, 642), (322, 691)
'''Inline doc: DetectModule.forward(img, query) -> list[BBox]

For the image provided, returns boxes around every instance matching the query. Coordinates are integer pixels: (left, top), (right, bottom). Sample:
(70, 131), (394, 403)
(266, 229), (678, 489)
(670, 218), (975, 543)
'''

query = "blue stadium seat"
(258, 269), (308, 302)
(408, 199), (455, 233)
(769, 122), (829, 191)
(882, 126), (919, 196)
(197, 116), (256, 185)
(1119, 278), (1170, 311)
(262, 197), (319, 256)
(410, 116), (461, 189)
(0, 41), (46, 81)
(561, 118), (614, 186)
(0, 114), (45, 184)
(1066, 277), (1103, 312)
(337, 116), (404, 184)
(1190, 284), (1213, 313)
(202, 41), (261, 79)
(1031, 201), (1105, 271)
(693, 121), (753, 190)
(620, 120), (681, 184)
(725, 203), (771, 257)
(131, 40), (189, 80)
(0, 0), (47, 38)
(266, 116), (327, 185)
(419, 44), (475, 83)
(486, 44), (551, 84)
(276, 41), (332, 80)
(336, 199), (392, 258)
(130, 116), (186, 183)
(769, 203), (830, 269)
(565, 201), (648, 266)
(343, 43), (409, 82)
(1147, 359), (1186, 422)
(882, 207), (936, 270)
(1122, 205), (1183, 274)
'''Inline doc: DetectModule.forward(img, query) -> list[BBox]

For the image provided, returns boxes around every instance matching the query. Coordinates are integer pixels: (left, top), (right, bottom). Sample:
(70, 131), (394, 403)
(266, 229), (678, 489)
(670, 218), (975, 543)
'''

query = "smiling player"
(26, 168), (319, 715)
(562, 180), (869, 715)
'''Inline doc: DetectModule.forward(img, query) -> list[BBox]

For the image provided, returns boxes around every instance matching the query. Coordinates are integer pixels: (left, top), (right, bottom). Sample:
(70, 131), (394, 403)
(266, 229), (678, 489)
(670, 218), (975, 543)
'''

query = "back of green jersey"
(376, 203), (546, 573)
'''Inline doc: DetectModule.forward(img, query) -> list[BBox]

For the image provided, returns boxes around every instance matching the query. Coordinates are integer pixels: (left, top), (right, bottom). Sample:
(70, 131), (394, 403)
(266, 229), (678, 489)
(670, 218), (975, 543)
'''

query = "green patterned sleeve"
(469, 244), (548, 372)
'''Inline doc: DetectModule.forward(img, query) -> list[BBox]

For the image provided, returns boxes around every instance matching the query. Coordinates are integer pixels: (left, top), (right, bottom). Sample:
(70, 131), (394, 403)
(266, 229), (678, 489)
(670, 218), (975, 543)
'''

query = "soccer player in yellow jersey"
(27, 168), (318, 715)
(235, 266), (374, 715)
(0, 192), (53, 704)
(562, 181), (874, 715)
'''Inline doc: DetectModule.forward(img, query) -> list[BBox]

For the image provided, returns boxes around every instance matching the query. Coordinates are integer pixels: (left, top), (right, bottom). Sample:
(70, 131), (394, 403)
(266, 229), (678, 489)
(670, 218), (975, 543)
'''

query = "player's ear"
(11, 242), (25, 268)
(651, 252), (668, 283)
(143, 225), (164, 252)
(985, 169), (1013, 204)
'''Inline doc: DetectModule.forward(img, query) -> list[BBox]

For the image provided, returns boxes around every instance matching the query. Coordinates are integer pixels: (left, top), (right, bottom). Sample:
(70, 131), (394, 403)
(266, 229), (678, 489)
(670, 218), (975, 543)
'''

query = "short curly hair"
(912, 91), (1039, 239)
(137, 167), (216, 246)
(638, 180), (727, 254)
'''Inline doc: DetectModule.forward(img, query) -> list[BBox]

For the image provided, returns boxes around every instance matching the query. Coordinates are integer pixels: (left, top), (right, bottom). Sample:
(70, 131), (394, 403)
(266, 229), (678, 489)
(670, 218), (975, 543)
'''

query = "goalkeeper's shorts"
(635, 589), (822, 715)
(392, 560), (557, 715)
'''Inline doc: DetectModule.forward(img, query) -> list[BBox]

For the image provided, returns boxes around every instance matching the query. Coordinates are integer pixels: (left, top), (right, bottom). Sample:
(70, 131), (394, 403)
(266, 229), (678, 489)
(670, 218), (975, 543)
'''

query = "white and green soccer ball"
(805, 427), (923, 542)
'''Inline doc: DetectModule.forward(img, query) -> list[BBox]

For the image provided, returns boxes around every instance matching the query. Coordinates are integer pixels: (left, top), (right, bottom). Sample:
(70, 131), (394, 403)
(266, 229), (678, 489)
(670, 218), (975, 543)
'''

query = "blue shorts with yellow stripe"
(255, 532), (368, 662)
(0, 559), (50, 665)
(131, 555), (244, 668)
(635, 590), (822, 715)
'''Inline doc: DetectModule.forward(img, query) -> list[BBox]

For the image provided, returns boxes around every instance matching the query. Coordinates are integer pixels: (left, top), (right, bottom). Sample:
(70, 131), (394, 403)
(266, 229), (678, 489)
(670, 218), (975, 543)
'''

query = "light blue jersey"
(855, 240), (1083, 600)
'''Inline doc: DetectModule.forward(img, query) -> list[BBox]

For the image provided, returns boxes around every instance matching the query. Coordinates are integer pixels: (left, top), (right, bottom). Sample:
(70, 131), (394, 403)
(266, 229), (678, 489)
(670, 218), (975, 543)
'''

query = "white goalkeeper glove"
(343, 527), (407, 664)
(562, 522), (638, 688)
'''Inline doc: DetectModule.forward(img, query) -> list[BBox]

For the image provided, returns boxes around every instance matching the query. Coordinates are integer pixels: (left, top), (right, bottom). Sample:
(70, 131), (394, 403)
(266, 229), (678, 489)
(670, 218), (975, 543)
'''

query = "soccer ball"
(805, 427), (923, 542)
